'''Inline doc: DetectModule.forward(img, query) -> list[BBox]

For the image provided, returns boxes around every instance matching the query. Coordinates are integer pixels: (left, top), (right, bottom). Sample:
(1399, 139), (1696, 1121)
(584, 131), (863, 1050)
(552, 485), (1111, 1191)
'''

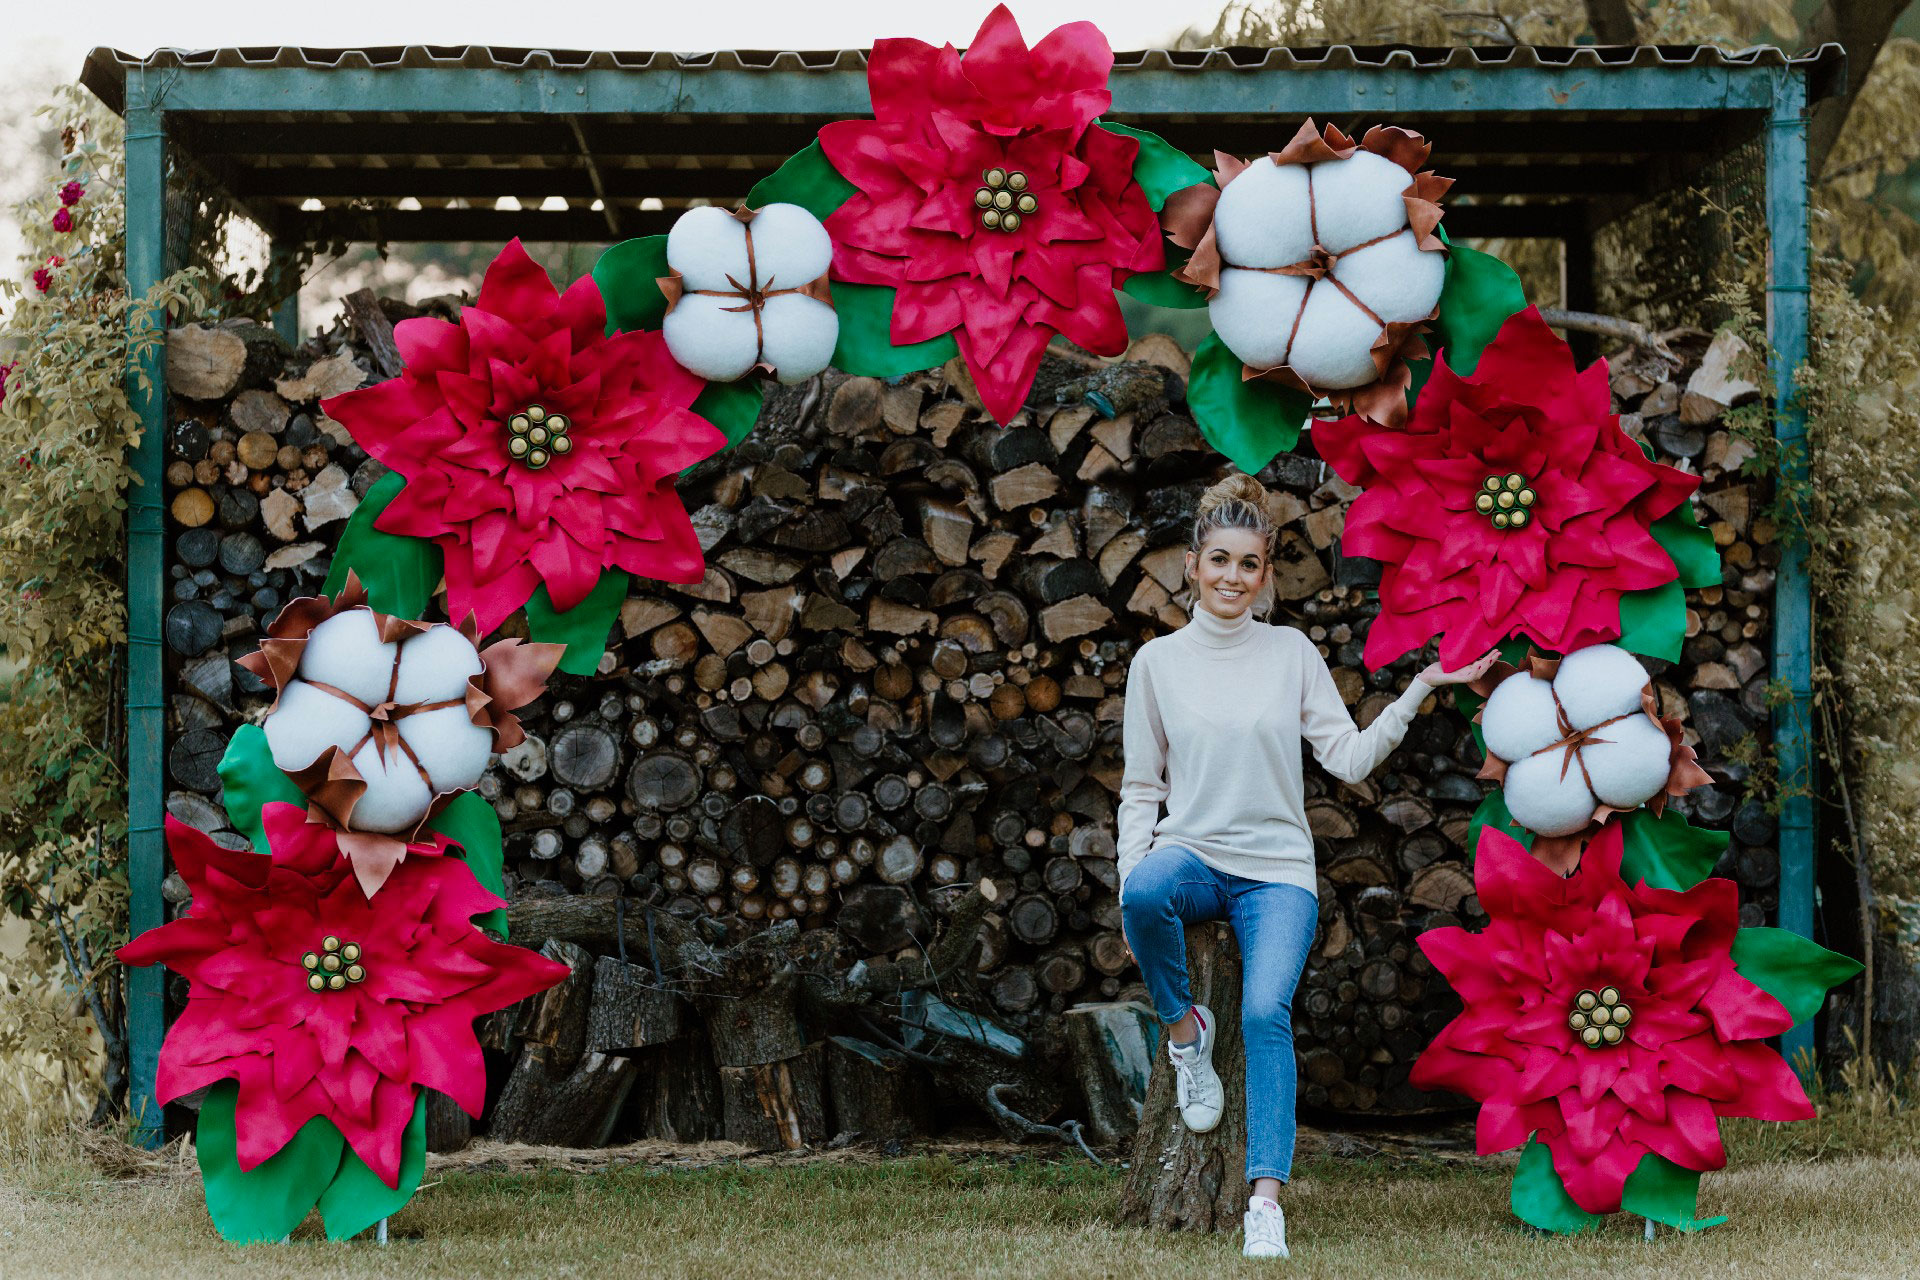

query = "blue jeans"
(1121, 846), (1318, 1186)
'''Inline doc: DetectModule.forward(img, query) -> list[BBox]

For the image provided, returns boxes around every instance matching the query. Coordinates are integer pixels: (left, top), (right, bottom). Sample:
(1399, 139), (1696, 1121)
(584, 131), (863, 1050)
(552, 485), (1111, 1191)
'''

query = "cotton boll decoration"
(1169, 119), (1453, 428)
(661, 203), (839, 385)
(1475, 642), (1712, 860)
(237, 572), (563, 896)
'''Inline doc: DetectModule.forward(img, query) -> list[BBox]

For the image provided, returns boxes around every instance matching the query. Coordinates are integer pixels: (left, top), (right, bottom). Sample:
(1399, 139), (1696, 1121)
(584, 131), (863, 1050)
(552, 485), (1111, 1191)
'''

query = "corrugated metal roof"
(82, 42), (1845, 114)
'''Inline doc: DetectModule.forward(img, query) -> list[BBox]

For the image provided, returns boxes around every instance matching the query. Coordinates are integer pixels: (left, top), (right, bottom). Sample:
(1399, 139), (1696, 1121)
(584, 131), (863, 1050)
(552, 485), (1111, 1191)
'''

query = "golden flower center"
(303, 934), (369, 993)
(1567, 985), (1633, 1048)
(1474, 472), (1537, 531)
(975, 168), (1037, 234)
(506, 404), (573, 471)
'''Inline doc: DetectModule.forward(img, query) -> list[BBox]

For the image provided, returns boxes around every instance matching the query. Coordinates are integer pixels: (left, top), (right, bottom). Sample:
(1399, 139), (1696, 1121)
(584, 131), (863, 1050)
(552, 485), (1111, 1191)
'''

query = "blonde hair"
(1188, 473), (1277, 618)
(1190, 472), (1276, 558)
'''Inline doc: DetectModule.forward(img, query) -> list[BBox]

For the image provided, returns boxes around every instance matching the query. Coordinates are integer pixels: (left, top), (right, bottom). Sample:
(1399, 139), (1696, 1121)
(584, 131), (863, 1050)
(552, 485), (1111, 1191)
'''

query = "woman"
(1118, 473), (1494, 1260)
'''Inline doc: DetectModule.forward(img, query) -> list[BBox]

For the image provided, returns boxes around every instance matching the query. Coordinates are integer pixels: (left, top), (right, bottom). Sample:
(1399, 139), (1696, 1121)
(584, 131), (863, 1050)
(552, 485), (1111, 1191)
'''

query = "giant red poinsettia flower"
(117, 806), (569, 1186)
(820, 4), (1164, 424)
(1410, 823), (1811, 1214)
(1314, 307), (1698, 670)
(323, 239), (728, 633)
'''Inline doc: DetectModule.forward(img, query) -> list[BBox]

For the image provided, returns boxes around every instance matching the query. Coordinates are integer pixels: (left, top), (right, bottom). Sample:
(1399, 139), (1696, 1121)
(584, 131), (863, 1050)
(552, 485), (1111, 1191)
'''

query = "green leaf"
(427, 791), (507, 937)
(593, 234), (671, 336)
(1621, 1153), (1726, 1231)
(1186, 332), (1311, 474)
(1510, 1137), (1603, 1235)
(1428, 240), (1529, 378)
(216, 724), (307, 853)
(316, 1093), (427, 1241)
(1098, 121), (1211, 211)
(196, 1082), (342, 1243)
(1650, 506), (1723, 589)
(1467, 788), (1532, 862)
(747, 140), (860, 219)
(690, 379), (763, 458)
(1121, 265), (1207, 310)
(829, 281), (957, 378)
(1615, 580), (1688, 662)
(524, 570), (628, 676)
(323, 471), (443, 620)
(1618, 807), (1728, 892)
(1731, 928), (1863, 1028)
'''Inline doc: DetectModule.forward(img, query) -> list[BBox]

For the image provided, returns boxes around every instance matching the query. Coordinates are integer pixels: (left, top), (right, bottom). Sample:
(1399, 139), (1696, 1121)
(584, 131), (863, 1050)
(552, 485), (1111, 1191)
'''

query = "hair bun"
(1195, 472), (1270, 521)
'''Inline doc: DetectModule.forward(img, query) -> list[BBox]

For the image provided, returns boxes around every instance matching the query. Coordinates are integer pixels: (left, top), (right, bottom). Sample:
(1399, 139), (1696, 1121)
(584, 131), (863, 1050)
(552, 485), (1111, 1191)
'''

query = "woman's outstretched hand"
(1418, 648), (1500, 687)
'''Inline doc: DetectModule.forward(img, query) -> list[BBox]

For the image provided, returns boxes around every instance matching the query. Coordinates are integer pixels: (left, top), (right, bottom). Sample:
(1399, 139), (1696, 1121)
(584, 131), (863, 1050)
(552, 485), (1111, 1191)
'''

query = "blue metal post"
(268, 238), (300, 346)
(123, 68), (168, 1145)
(1765, 67), (1816, 1071)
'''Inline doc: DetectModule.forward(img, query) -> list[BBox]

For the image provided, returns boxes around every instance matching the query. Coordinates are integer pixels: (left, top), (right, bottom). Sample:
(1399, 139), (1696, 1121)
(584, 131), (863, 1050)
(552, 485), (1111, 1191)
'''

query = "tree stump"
(1119, 922), (1247, 1232)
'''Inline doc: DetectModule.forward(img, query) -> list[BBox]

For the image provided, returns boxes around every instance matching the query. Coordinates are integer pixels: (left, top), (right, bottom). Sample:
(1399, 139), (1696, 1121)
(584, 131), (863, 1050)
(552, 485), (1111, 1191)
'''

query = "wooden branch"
(1538, 308), (1675, 359)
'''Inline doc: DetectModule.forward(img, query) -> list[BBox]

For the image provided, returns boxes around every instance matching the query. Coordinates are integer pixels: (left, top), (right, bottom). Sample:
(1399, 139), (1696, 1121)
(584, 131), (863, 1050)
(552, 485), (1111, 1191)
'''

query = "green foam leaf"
(1121, 266), (1208, 310)
(524, 570), (628, 676)
(1187, 331), (1311, 474)
(1731, 927), (1863, 1028)
(216, 724), (307, 853)
(829, 281), (957, 378)
(1428, 240), (1529, 379)
(1510, 1137), (1603, 1234)
(1615, 579), (1688, 662)
(323, 471), (442, 620)
(1098, 121), (1211, 211)
(316, 1094), (427, 1241)
(1618, 807), (1728, 892)
(594, 234), (671, 336)
(747, 139), (859, 219)
(1651, 505), (1723, 589)
(1467, 788), (1532, 861)
(690, 380), (763, 454)
(1621, 1153), (1726, 1231)
(197, 1082), (343, 1243)
(427, 791), (508, 937)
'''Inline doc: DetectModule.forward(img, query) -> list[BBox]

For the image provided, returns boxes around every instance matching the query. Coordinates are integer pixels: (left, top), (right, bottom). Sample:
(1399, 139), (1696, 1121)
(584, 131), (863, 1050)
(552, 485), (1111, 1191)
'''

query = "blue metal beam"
(134, 63), (1776, 117)
(123, 68), (169, 1146)
(1764, 67), (1816, 1073)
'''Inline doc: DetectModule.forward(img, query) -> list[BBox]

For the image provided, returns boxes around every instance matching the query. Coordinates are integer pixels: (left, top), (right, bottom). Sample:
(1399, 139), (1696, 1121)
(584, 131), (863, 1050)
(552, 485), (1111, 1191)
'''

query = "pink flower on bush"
(59, 181), (84, 207)
(32, 255), (63, 293)
(51, 208), (72, 233)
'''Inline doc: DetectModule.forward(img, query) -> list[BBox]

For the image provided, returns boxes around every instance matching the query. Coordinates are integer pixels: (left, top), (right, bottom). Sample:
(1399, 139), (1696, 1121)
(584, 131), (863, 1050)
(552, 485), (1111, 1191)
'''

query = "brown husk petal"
(1159, 121), (1452, 428)
(656, 205), (834, 379)
(241, 572), (562, 893)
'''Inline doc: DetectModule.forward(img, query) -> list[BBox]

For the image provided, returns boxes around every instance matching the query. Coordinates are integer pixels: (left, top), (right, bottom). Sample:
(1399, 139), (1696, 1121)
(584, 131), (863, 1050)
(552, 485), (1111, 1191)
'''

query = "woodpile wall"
(158, 295), (1777, 1139)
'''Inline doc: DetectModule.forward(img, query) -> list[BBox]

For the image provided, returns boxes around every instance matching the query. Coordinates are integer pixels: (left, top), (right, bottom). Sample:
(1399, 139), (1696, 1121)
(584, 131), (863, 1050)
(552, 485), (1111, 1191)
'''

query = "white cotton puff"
(1480, 674), (1565, 763)
(1554, 644), (1650, 730)
(1212, 159), (1315, 269)
(299, 609), (396, 706)
(398, 705), (493, 795)
(390, 624), (483, 706)
(1579, 713), (1674, 811)
(757, 294), (839, 384)
(1308, 151), (1414, 255)
(1209, 269), (1310, 371)
(264, 680), (371, 773)
(666, 206), (751, 293)
(1331, 230), (1445, 325)
(663, 294), (764, 382)
(1285, 285), (1383, 389)
(345, 741), (434, 834)
(1503, 749), (1599, 838)
(746, 204), (833, 292)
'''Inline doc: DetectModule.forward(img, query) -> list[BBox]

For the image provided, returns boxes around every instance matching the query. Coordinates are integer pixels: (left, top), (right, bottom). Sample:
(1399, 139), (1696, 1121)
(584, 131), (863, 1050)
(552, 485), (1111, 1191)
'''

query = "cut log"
(719, 1043), (829, 1151)
(633, 1024), (726, 1142)
(700, 982), (806, 1068)
(585, 956), (685, 1053)
(489, 1044), (640, 1147)
(825, 1036), (932, 1141)
(1121, 922), (1246, 1232)
(1065, 1001), (1159, 1145)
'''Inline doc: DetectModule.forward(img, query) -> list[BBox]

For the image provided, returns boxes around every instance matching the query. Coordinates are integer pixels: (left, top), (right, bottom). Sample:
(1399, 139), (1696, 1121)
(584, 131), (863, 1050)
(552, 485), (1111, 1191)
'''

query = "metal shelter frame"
(88, 40), (1841, 1141)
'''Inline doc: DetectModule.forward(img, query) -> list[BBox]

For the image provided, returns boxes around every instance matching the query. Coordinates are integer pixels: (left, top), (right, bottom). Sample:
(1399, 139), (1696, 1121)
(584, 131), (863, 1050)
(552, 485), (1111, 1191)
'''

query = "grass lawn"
(5, 1103), (1920, 1279)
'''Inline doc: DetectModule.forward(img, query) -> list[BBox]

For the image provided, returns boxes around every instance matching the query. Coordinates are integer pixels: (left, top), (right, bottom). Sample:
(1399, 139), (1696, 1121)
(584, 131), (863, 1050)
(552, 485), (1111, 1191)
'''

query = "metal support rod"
(269, 238), (300, 346)
(123, 68), (169, 1147)
(1764, 67), (1816, 1074)
(566, 117), (622, 239)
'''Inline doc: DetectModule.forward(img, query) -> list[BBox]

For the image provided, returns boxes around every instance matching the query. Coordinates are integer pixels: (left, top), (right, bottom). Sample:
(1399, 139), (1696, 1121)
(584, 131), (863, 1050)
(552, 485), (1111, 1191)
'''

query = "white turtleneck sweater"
(1117, 606), (1433, 899)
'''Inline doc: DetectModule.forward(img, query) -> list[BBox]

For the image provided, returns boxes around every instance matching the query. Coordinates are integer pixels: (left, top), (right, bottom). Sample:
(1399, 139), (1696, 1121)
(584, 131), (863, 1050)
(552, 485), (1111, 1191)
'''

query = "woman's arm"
(1298, 634), (1499, 783)
(1116, 653), (1169, 899)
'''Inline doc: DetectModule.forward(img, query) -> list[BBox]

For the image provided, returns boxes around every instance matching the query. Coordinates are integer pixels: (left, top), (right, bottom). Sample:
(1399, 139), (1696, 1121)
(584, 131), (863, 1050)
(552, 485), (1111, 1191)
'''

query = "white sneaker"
(1243, 1196), (1289, 1259)
(1168, 1004), (1223, 1134)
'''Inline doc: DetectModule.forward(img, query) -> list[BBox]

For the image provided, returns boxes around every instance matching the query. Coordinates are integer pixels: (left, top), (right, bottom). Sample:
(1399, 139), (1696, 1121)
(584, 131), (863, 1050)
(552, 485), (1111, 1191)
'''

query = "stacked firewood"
(157, 297), (1773, 1132)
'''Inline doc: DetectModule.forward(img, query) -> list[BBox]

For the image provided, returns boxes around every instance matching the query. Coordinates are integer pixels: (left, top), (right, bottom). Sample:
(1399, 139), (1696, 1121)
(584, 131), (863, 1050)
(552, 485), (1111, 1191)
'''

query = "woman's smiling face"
(1185, 527), (1271, 621)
